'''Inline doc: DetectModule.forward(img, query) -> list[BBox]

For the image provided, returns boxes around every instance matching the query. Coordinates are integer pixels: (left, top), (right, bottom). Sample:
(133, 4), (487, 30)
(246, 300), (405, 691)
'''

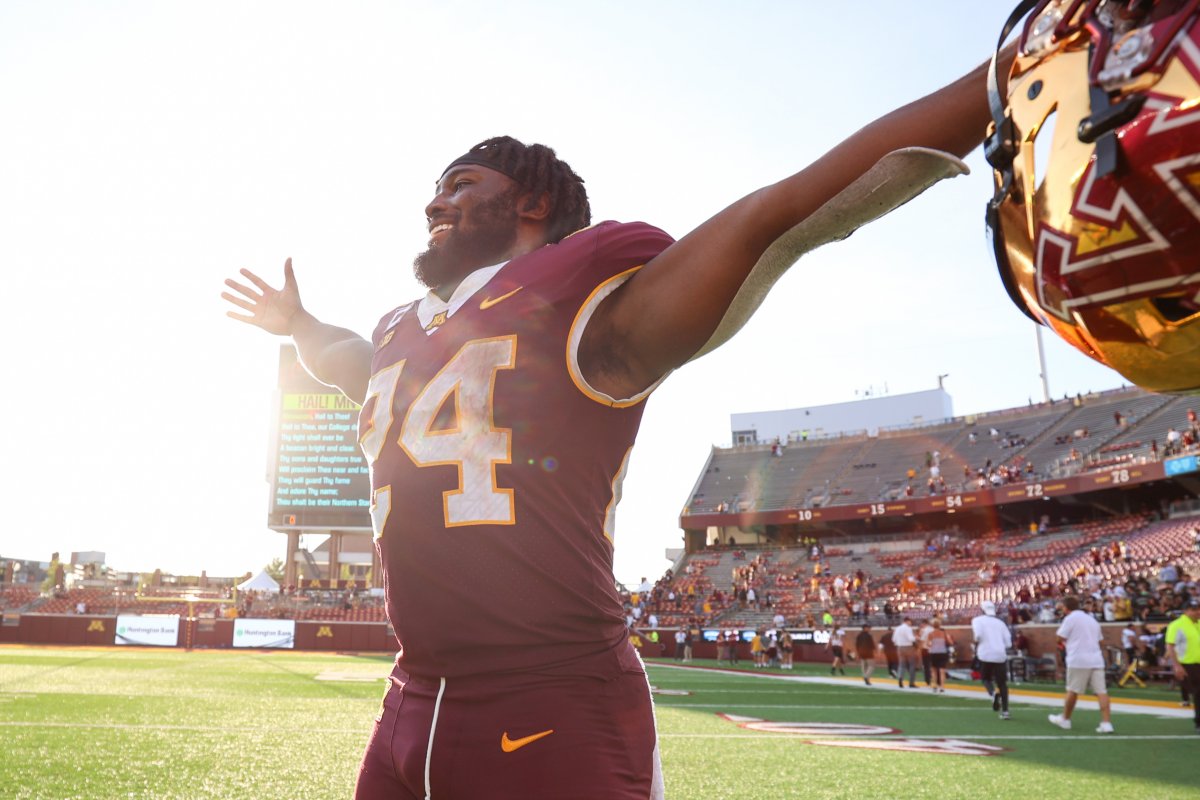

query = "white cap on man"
(980, 600), (996, 616)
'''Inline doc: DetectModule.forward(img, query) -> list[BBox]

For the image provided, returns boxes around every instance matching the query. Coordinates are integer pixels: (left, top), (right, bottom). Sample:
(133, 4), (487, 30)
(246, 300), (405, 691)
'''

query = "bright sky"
(0, 1), (1127, 586)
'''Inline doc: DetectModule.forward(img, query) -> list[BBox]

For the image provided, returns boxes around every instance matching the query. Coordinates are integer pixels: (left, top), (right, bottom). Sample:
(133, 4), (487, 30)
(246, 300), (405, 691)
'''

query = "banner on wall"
(114, 615), (180, 647)
(232, 618), (296, 649)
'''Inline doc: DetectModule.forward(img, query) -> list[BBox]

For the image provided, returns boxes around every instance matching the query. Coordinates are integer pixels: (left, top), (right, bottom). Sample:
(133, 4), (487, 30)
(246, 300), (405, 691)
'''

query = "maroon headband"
(439, 154), (519, 183)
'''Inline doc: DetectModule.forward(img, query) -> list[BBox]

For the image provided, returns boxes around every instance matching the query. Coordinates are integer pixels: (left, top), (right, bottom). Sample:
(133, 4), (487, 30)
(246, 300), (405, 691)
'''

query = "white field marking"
(808, 738), (1006, 756)
(652, 689), (868, 695)
(313, 670), (387, 682)
(717, 716), (897, 736)
(7, 721), (1188, 742)
(646, 664), (1194, 719)
(658, 704), (998, 710)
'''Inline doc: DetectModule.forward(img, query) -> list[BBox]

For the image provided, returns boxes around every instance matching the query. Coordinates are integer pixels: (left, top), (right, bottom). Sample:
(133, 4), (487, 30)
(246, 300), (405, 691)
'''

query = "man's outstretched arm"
(581, 48), (1015, 399)
(222, 258), (373, 403)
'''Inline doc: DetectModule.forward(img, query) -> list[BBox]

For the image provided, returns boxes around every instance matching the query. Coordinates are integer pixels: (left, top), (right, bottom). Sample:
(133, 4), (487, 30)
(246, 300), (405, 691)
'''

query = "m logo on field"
(716, 715), (1005, 756)
(807, 738), (1006, 757)
(718, 714), (896, 736)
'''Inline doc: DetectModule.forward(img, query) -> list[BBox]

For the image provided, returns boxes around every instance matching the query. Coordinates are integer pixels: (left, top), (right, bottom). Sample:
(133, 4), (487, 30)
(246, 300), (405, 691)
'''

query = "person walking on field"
(827, 625), (847, 676)
(918, 618), (935, 686)
(1049, 596), (1115, 733)
(972, 600), (1012, 719)
(880, 626), (899, 679)
(893, 617), (919, 688)
(926, 618), (953, 693)
(856, 625), (877, 686)
(779, 629), (794, 671)
(1165, 598), (1200, 733)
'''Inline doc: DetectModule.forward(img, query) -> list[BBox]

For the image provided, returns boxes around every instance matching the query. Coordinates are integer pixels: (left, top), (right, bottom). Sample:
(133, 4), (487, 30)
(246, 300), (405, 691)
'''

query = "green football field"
(1, 645), (1195, 799)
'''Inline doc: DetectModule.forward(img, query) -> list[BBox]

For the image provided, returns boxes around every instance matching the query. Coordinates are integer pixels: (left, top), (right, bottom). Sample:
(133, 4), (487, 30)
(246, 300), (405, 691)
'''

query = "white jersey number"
(361, 337), (517, 537)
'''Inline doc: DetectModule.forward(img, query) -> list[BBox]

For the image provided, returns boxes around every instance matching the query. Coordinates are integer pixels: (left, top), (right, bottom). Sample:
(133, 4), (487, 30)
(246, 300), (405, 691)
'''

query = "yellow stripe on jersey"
(565, 265), (669, 408)
(603, 447), (633, 544)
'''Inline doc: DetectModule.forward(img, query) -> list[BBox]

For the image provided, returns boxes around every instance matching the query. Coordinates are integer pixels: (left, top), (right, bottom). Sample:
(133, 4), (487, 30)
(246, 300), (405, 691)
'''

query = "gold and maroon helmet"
(986, 0), (1200, 393)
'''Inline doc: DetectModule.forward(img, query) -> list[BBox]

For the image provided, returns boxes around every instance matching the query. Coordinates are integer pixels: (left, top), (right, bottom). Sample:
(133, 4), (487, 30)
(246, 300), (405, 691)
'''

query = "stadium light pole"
(1035, 324), (1051, 403)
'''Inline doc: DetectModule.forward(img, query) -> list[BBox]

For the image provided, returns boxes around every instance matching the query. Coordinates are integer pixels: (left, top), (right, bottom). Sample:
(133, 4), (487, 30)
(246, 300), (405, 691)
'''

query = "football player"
(223, 47), (1014, 800)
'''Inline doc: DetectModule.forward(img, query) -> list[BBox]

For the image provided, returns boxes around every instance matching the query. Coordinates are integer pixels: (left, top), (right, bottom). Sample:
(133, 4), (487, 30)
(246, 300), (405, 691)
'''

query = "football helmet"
(986, 0), (1200, 393)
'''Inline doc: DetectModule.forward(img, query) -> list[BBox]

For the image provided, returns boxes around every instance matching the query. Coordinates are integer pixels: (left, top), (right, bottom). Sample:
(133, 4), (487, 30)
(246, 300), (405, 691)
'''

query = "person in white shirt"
(1102, 598), (1116, 623)
(826, 625), (847, 676)
(972, 600), (1013, 719)
(1121, 622), (1139, 668)
(892, 617), (919, 688)
(918, 620), (935, 686)
(1049, 596), (1114, 733)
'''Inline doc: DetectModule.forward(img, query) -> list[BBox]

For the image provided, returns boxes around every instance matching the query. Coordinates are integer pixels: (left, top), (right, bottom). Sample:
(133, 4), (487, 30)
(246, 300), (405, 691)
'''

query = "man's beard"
(413, 188), (520, 290)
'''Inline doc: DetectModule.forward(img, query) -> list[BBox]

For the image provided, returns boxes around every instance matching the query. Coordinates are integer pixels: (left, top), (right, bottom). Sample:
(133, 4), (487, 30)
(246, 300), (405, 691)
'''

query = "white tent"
(236, 569), (280, 594)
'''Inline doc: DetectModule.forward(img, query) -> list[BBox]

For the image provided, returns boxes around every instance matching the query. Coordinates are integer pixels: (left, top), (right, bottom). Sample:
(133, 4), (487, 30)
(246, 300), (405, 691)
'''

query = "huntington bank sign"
(114, 615), (180, 647)
(233, 619), (296, 649)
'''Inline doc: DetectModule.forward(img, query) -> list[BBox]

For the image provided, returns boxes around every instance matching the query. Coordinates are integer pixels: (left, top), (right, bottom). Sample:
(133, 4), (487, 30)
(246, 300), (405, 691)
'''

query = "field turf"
(0, 646), (1195, 799)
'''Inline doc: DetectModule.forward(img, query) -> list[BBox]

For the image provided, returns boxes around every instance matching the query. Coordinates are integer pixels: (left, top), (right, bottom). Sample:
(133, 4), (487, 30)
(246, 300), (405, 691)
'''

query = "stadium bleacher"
(685, 386), (1194, 513)
(646, 511), (1199, 632)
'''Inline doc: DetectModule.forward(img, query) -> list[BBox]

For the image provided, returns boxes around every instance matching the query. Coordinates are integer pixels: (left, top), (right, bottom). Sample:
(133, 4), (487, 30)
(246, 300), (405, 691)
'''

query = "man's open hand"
(222, 257), (304, 336)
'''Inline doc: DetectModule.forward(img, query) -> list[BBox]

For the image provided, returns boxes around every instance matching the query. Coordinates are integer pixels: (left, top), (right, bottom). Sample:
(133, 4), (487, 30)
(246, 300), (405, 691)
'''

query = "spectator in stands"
(894, 617), (918, 688)
(856, 625), (877, 686)
(1166, 427), (1183, 456)
(972, 601), (1012, 719)
(1049, 595), (1115, 733)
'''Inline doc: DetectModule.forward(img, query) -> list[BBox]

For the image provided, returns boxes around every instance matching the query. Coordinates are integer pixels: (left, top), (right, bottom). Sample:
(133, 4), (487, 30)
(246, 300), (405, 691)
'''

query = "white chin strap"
(689, 147), (969, 361)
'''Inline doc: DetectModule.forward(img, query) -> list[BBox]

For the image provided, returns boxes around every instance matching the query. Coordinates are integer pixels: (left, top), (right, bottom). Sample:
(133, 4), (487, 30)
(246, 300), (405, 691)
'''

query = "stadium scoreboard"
(268, 346), (370, 531)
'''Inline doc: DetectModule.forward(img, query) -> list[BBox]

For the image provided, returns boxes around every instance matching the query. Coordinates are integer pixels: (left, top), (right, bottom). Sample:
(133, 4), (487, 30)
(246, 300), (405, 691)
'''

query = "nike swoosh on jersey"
(479, 286), (523, 310)
(500, 728), (554, 753)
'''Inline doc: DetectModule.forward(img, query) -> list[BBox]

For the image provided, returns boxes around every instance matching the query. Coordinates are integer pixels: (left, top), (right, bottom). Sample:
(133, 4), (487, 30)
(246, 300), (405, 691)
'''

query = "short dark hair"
(442, 136), (591, 244)
(1062, 595), (1081, 611)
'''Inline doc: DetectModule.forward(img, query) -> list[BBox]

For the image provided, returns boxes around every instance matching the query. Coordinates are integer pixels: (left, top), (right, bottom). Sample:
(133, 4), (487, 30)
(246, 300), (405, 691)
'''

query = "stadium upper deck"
(681, 386), (1199, 538)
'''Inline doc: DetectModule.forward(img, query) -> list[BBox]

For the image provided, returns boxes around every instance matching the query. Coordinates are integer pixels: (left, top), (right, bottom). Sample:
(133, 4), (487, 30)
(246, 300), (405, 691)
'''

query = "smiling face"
(413, 165), (522, 293)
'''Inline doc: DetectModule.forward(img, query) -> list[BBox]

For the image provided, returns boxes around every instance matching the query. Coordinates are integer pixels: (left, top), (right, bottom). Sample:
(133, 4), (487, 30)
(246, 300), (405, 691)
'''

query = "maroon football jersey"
(360, 221), (674, 678)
